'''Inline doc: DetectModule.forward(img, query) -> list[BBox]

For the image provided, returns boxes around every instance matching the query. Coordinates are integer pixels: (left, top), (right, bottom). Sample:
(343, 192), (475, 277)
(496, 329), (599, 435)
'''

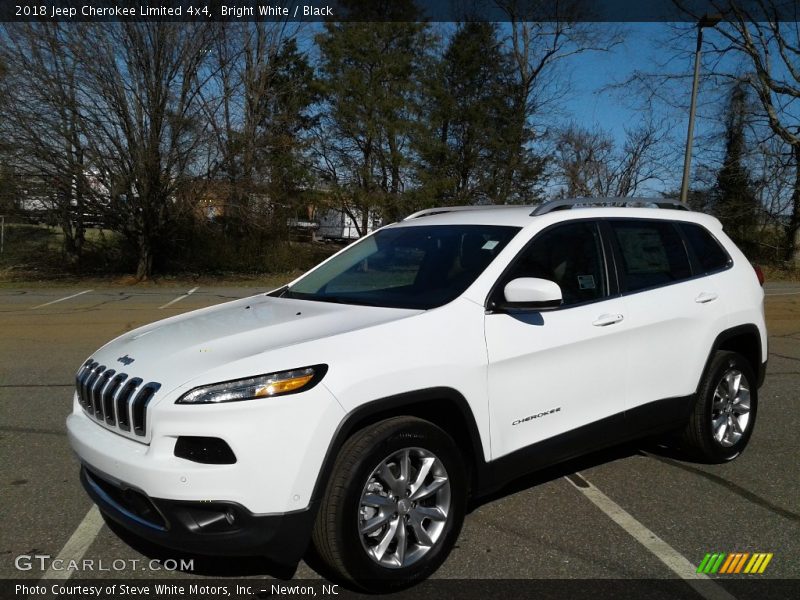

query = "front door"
(484, 220), (629, 459)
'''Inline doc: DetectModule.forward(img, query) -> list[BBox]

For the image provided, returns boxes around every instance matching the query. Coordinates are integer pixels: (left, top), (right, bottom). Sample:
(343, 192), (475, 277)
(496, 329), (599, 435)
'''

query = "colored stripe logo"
(697, 552), (773, 574)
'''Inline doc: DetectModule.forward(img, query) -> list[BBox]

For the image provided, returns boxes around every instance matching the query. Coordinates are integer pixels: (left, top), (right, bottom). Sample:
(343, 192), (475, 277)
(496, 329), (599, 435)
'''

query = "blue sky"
(555, 22), (728, 193)
(561, 23), (703, 135)
(561, 25), (663, 140)
(302, 21), (738, 194)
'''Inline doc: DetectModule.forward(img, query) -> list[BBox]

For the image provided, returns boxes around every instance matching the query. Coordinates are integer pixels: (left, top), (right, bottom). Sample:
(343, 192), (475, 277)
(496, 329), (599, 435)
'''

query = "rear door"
(484, 220), (629, 459)
(606, 218), (729, 426)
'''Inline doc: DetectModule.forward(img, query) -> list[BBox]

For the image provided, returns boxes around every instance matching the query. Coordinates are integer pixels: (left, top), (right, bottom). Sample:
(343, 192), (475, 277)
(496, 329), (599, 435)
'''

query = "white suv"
(67, 199), (767, 589)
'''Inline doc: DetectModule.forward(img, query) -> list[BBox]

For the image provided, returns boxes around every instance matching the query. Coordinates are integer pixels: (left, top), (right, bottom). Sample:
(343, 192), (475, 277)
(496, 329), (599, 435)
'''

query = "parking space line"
(565, 473), (736, 600)
(30, 290), (93, 310)
(39, 506), (104, 580)
(159, 286), (199, 309)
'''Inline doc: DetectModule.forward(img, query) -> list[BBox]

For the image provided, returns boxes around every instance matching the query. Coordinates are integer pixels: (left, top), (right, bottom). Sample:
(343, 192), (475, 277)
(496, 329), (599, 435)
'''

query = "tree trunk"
(136, 233), (153, 280)
(60, 201), (79, 265)
(360, 204), (369, 238)
(785, 144), (800, 264)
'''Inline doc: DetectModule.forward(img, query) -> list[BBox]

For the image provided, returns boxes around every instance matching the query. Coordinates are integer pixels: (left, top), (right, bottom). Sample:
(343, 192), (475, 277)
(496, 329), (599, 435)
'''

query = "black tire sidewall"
(335, 419), (467, 588)
(699, 352), (758, 462)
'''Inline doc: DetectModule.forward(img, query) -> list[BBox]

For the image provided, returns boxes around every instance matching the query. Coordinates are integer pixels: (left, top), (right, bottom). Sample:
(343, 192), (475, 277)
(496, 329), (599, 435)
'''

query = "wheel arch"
(309, 387), (489, 506)
(701, 324), (765, 391)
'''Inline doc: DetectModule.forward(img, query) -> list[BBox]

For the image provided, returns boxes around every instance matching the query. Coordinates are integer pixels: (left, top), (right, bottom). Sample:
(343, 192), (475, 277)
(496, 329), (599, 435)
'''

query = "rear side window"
(610, 220), (691, 293)
(679, 223), (732, 274)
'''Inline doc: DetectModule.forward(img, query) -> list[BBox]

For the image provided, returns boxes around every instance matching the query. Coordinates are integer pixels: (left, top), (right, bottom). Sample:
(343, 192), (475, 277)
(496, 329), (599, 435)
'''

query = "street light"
(679, 14), (722, 205)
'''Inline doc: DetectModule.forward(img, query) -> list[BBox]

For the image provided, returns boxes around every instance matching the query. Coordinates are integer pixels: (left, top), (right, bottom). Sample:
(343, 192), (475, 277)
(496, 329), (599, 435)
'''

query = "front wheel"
(311, 417), (467, 591)
(682, 351), (758, 463)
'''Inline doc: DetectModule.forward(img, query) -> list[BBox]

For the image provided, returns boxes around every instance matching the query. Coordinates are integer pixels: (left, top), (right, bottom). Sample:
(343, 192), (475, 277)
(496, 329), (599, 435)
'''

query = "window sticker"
(577, 274), (596, 290)
(482, 240), (499, 250)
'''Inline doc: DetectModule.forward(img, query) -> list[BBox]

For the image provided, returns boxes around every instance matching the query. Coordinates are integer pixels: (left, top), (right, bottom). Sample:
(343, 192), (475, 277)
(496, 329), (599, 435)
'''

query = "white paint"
(39, 505), (104, 580)
(566, 473), (736, 600)
(30, 290), (93, 309)
(159, 286), (199, 309)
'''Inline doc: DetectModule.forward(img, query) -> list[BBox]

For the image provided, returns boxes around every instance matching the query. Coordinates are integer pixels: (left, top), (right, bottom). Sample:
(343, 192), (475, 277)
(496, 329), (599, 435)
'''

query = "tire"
(311, 416), (467, 591)
(682, 351), (758, 463)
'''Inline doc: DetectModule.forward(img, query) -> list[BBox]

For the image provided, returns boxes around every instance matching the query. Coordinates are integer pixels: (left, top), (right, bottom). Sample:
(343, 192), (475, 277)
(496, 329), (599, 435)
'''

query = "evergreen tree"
(314, 0), (432, 231)
(714, 81), (759, 251)
(257, 38), (320, 208)
(414, 22), (544, 207)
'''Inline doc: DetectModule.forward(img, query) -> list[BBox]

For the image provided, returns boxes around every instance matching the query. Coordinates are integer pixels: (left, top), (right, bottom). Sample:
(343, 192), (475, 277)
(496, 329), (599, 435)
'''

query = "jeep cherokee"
(67, 199), (767, 589)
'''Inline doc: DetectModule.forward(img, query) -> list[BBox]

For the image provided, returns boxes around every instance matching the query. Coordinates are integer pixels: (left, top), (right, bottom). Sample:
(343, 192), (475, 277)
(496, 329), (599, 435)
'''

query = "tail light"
(752, 263), (765, 287)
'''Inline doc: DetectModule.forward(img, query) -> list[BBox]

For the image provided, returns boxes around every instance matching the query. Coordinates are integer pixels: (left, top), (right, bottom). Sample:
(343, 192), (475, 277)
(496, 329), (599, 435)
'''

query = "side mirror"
(495, 277), (562, 311)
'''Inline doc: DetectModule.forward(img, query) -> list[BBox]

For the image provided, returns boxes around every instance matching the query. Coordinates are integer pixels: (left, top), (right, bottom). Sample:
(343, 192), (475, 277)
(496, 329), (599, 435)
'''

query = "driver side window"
(504, 221), (609, 306)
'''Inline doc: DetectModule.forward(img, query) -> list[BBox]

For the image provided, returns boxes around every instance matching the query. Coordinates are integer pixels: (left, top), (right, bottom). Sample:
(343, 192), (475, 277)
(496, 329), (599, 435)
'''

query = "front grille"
(75, 359), (161, 438)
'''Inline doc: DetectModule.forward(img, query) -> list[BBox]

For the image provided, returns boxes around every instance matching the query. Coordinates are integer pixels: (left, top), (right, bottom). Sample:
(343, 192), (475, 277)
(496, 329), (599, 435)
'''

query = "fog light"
(174, 436), (236, 464)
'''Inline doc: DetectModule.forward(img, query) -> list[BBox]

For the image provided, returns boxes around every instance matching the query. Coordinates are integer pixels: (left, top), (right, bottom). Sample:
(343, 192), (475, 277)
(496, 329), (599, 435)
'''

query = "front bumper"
(66, 382), (344, 514)
(67, 382), (345, 563)
(81, 466), (315, 565)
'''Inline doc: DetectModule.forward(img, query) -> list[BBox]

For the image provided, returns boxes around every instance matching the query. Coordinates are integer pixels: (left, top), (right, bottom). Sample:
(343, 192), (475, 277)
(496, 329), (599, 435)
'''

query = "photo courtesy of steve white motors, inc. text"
(15, 583), (340, 597)
(14, 3), (335, 18)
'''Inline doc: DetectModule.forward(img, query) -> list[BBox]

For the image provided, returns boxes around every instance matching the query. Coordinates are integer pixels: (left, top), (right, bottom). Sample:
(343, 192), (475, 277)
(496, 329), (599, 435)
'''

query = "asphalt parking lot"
(1, 283), (798, 592)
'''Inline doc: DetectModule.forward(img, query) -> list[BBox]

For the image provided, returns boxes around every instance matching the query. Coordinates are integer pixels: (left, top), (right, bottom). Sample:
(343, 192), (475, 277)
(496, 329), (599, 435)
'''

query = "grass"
(0, 222), (340, 286)
(2, 222), (798, 286)
(0, 223), (126, 280)
(761, 263), (800, 283)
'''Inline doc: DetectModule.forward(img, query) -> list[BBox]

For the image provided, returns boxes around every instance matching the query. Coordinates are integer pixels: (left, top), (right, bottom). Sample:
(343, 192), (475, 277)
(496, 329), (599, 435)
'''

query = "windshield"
(282, 225), (520, 309)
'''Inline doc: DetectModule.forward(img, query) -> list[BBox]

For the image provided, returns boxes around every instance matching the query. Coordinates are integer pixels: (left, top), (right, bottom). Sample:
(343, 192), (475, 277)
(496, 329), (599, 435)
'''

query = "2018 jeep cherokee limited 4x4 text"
(67, 199), (767, 589)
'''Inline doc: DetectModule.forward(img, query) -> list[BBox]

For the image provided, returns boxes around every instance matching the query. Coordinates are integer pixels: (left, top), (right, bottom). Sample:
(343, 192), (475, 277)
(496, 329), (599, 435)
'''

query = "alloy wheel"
(711, 368), (752, 447)
(357, 447), (451, 569)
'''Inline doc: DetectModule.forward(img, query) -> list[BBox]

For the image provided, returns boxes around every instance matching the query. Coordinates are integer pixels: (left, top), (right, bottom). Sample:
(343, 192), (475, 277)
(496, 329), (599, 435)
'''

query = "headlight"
(176, 365), (327, 404)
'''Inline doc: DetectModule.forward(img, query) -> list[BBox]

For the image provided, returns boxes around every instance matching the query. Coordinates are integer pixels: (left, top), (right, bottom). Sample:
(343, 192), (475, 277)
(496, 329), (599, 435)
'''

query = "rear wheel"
(311, 417), (466, 591)
(683, 351), (758, 463)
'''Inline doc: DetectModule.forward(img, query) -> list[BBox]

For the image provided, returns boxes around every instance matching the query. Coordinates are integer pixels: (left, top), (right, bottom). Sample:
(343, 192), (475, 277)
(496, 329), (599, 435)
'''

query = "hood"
(90, 294), (421, 395)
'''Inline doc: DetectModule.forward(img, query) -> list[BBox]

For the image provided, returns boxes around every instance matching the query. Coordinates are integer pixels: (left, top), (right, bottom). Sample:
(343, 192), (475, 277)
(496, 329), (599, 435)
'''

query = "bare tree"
(203, 21), (317, 237)
(714, 3), (800, 261)
(495, 1), (624, 202)
(664, 1), (800, 261)
(0, 23), (94, 263)
(73, 23), (216, 278)
(554, 121), (670, 197)
(205, 22), (285, 225)
(750, 133), (797, 260)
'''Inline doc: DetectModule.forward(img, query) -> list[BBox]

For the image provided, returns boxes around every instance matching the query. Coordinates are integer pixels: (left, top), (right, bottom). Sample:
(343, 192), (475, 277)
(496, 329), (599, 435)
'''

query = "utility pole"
(680, 14), (722, 204)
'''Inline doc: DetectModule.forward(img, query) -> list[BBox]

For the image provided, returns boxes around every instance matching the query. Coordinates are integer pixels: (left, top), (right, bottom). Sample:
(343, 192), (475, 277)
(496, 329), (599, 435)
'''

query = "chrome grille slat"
(91, 367), (110, 421)
(103, 373), (127, 426)
(75, 360), (93, 410)
(73, 359), (159, 440)
(81, 361), (98, 404)
(96, 369), (116, 422)
(83, 364), (103, 415)
(116, 378), (143, 432)
(77, 361), (97, 410)
(131, 384), (161, 436)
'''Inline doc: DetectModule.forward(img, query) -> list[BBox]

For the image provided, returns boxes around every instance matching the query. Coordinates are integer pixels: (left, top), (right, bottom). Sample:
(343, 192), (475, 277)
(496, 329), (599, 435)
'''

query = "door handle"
(593, 313), (624, 327)
(695, 292), (718, 304)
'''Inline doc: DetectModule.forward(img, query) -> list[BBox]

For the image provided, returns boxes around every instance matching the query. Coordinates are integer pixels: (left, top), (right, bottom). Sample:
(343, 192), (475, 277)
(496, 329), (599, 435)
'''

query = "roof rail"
(404, 205), (533, 220)
(530, 197), (691, 216)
